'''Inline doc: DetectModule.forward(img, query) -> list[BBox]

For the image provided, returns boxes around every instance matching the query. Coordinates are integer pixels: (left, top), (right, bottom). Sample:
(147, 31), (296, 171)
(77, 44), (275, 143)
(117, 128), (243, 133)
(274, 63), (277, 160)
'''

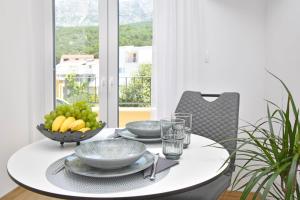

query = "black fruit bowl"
(36, 122), (106, 146)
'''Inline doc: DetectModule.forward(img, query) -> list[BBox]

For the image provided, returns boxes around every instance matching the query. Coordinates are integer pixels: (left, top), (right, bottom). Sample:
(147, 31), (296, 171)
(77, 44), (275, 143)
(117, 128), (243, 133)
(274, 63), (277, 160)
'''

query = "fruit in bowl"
(37, 101), (105, 145)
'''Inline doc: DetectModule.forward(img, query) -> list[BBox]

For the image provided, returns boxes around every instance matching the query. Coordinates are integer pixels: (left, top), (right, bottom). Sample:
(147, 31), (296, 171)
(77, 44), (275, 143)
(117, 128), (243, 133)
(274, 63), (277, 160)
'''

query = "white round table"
(7, 128), (229, 199)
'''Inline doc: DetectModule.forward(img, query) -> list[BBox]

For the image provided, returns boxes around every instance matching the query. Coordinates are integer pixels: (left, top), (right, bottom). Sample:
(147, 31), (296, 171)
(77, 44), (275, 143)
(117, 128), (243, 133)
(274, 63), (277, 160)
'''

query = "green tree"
(55, 21), (152, 64)
(119, 64), (151, 107)
(55, 26), (99, 64)
(119, 21), (152, 46)
(64, 74), (98, 105)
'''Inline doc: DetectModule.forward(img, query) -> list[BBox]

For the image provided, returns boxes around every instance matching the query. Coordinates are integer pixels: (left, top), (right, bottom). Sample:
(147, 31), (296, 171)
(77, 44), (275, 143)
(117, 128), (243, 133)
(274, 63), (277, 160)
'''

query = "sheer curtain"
(152, 0), (205, 119)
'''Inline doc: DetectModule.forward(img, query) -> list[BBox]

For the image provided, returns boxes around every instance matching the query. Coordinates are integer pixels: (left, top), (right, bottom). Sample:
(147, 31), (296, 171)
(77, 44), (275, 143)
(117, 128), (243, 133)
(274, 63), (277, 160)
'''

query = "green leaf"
(267, 104), (280, 162)
(286, 154), (299, 200)
(240, 168), (273, 200)
(290, 109), (299, 154)
(252, 174), (272, 200)
(267, 70), (298, 116)
(246, 131), (275, 165)
(261, 171), (279, 199)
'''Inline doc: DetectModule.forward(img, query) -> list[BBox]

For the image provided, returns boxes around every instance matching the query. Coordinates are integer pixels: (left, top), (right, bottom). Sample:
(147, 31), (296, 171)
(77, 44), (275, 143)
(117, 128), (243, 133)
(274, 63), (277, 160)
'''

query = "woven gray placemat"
(46, 156), (169, 194)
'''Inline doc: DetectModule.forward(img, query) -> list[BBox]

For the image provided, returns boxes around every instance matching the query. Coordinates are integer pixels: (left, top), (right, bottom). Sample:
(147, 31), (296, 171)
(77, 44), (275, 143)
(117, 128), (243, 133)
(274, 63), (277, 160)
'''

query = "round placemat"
(46, 156), (169, 194)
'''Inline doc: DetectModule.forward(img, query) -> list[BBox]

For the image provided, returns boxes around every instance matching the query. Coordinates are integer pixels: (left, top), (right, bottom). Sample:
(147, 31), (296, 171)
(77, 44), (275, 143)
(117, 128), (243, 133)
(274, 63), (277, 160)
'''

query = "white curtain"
(152, 0), (205, 119)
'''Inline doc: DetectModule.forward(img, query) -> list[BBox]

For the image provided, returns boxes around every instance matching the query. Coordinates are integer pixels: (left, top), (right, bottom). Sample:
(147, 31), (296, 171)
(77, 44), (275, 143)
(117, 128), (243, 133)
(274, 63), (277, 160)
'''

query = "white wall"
(0, 0), (31, 196)
(153, 0), (267, 122)
(0, 0), (50, 197)
(181, 0), (267, 123)
(265, 0), (300, 106)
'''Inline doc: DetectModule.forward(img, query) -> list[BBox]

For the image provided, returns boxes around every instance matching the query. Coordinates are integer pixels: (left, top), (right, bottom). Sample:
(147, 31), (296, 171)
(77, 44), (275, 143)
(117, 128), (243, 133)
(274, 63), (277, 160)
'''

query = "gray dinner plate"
(117, 129), (161, 142)
(126, 121), (161, 138)
(74, 139), (146, 169)
(64, 151), (154, 178)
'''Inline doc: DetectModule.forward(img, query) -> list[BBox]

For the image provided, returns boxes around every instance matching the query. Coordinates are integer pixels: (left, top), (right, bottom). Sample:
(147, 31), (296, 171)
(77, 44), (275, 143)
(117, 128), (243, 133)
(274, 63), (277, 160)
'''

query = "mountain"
(55, 0), (153, 26)
(119, 0), (153, 24)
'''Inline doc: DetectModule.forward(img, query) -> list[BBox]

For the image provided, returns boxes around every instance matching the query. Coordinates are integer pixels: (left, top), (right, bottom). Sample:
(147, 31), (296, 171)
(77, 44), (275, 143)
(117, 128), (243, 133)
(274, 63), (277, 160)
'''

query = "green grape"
(74, 101), (85, 109)
(57, 111), (63, 116)
(81, 110), (87, 116)
(86, 122), (91, 128)
(44, 120), (49, 126)
(44, 114), (51, 120)
(77, 113), (82, 119)
(65, 112), (71, 117)
(48, 119), (54, 125)
(45, 122), (51, 129)
(92, 112), (97, 118)
(56, 105), (63, 112)
(88, 114), (94, 121)
(95, 123), (100, 129)
(74, 108), (80, 115)
(91, 120), (96, 125)
(50, 111), (56, 119)
(61, 107), (67, 113)
(69, 107), (74, 115)
(82, 116), (88, 121)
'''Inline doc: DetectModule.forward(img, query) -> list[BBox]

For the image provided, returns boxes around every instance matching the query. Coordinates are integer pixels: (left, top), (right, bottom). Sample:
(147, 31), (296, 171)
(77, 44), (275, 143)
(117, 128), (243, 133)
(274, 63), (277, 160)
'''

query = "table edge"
(7, 162), (229, 200)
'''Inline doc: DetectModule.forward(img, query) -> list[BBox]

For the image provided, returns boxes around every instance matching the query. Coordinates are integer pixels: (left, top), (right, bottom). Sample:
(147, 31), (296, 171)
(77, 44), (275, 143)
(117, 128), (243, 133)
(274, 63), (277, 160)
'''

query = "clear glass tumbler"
(160, 118), (185, 160)
(172, 113), (193, 148)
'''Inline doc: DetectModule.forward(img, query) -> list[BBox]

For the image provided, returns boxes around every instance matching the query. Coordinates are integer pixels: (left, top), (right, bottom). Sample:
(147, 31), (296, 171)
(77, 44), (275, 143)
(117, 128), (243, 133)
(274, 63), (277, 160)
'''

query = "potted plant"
(225, 72), (300, 199)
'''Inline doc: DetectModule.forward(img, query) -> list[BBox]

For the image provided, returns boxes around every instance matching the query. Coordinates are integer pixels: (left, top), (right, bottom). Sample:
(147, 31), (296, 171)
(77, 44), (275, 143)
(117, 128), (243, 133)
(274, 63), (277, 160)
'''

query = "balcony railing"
(56, 75), (98, 105)
(56, 75), (151, 107)
(119, 76), (151, 107)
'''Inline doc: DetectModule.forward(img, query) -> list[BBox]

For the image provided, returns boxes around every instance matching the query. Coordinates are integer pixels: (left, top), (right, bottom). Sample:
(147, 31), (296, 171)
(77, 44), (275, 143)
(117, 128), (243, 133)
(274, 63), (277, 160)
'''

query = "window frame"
(50, 0), (120, 127)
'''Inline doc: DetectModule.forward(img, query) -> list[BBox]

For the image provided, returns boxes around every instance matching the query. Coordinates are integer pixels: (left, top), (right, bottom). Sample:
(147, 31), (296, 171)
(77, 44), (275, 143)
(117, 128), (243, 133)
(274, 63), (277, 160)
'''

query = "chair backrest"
(175, 91), (240, 175)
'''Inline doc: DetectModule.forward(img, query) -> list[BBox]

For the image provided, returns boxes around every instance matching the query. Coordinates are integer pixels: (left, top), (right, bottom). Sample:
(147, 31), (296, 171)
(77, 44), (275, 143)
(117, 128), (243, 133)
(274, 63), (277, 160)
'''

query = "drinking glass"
(172, 113), (193, 148)
(160, 118), (185, 160)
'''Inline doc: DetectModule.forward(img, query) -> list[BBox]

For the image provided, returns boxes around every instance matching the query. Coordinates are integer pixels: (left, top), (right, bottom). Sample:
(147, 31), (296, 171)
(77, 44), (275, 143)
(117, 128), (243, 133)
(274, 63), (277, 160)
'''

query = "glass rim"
(160, 117), (185, 124)
(172, 112), (192, 117)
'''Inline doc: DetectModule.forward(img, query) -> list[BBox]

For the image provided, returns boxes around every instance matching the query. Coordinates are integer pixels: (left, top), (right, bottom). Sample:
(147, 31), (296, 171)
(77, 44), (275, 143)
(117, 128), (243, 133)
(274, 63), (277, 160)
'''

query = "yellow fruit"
(79, 127), (91, 133)
(70, 120), (85, 131)
(52, 116), (66, 132)
(59, 117), (76, 133)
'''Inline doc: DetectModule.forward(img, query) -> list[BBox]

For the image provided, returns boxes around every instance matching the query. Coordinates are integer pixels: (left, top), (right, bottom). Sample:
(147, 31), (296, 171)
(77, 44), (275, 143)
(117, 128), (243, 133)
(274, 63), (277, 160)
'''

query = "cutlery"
(150, 153), (159, 181)
(113, 129), (122, 139)
(52, 163), (65, 175)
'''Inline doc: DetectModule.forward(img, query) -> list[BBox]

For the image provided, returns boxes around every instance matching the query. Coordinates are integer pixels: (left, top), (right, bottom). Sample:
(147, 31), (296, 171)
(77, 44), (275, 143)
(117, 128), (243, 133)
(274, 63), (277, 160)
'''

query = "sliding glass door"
(53, 0), (153, 127)
(54, 0), (102, 118)
(118, 0), (153, 127)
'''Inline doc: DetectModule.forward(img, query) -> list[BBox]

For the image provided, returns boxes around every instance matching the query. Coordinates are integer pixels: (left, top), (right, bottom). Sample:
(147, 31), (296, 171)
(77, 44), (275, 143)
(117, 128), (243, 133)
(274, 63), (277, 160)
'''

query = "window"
(54, 0), (100, 114)
(118, 0), (153, 127)
(54, 0), (153, 127)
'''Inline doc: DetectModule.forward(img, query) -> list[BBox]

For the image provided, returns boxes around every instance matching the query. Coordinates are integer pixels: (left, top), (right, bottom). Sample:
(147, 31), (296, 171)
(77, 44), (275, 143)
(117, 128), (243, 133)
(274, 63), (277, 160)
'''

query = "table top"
(7, 128), (229, 199)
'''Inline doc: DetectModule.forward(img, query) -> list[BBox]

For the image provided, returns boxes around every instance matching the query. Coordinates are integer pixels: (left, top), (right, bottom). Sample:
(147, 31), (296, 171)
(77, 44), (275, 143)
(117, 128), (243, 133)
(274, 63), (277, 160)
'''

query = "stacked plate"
(64, 139), (154, 178)
(118, 121), (162, 142)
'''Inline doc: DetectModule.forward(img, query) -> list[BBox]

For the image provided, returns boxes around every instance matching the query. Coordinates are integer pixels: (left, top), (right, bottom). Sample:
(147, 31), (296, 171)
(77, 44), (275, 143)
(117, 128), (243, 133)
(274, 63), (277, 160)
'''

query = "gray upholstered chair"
(153, 91), (240, 200)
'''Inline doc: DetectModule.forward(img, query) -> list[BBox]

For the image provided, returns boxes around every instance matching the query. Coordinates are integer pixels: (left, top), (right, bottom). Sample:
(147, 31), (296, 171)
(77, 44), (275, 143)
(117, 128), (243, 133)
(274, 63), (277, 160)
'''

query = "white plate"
(64, 151), (154, 178)
(117, 129), (161, 142)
